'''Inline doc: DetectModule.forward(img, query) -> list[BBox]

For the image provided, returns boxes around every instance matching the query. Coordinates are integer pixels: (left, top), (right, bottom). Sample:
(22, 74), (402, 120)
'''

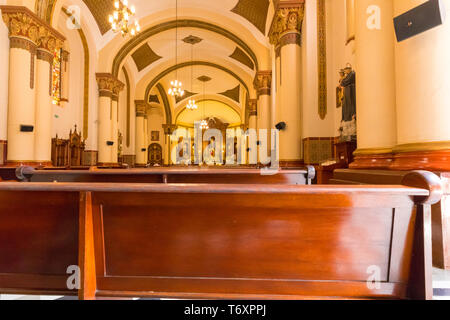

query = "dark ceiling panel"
(131, 43), (162, 72)
(231, 0), (270, 34)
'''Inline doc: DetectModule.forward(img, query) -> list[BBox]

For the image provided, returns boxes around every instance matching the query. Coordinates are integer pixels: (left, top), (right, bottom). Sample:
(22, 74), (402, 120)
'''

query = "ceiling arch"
(144, 61), (250, 104)
(174, 95), (244, 122)
(175, 99), (242, 127)
(112, 19), (259, 77)
(156, 83), (172, 125)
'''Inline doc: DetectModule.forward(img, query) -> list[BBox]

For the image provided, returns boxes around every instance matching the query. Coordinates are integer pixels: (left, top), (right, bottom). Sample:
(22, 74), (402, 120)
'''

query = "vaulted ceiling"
(78, 0), (270, 36)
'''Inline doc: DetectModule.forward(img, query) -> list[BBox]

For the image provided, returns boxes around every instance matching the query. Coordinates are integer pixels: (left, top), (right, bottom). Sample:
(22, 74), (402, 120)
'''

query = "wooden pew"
(8, 166), (316, 185)
(0, 171), (442, 299)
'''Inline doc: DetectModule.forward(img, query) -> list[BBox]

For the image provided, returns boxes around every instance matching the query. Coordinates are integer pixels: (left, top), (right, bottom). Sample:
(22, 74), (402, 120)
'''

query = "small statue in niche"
(336, 70), (345, 109)
(338, 64), (357, 142)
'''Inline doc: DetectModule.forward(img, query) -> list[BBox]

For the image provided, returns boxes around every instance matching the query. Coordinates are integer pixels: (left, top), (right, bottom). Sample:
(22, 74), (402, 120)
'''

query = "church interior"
(0, 0), (450, 301)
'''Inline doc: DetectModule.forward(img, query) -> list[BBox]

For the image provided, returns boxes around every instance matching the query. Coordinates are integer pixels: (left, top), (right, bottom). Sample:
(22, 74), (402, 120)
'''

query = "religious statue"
(336, 70), (345, 109)
(338, 64), (356, 141)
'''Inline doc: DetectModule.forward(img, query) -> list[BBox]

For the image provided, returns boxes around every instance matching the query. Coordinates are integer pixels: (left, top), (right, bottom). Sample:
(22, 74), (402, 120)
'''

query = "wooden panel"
(93, 192), (402, 293)
(0, 191), (79, 293)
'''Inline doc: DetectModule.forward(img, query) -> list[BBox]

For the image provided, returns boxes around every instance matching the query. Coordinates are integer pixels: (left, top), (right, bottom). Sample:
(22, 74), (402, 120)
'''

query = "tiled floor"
(2, 268), (450, 300)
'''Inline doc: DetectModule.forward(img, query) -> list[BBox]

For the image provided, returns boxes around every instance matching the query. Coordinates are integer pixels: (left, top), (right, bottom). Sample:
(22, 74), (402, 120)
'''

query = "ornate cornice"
(248, 99), (258, 116)
(96, 73), (124, 97)
(135, 100), (148, 117)
(1, 5), (65, 51)
(254, 71), (272, 96)
(269, 1), (305, 48)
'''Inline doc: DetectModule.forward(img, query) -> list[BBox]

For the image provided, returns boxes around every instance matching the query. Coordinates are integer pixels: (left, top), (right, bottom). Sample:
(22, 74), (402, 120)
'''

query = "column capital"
(269, 1), (304, 48)
(248, 99), (258, 116)
(96, 73), (124, 98)
(1, 5), (65, 51)
(163, 124), (178, 135)
(254, 71), (272, 97)
(135, 100), (149, 117)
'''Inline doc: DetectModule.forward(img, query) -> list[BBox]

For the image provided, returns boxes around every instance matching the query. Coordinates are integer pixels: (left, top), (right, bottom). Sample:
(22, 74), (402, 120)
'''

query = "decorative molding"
(197, 75), (212, 82)
(111, 20), (259, 77)
(317, 0), (327, 120)
(254, 70), (272, 96)
(229, 47), (254, 70)
(354, 148), (394, 156)
(156, 84), (173, 125)
(279, 32), (301, 47)
(182, 35), (203, 45)
(231, 0), (270, 34)
(269, 1), (305, 48)
(122, 67), (131, 148)
(393, 141), (450, 153)
(1, 5), (65, 48)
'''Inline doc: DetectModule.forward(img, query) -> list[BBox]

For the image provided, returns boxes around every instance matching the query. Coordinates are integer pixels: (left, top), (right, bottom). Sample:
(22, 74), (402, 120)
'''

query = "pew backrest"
(9, 166), (316, 185)
(0, 171), (442, 300)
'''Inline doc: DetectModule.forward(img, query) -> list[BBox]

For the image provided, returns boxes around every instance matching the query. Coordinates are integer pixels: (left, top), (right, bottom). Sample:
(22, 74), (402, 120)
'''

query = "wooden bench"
(4, 166), (316, 185)
(0, 171), (442, 299)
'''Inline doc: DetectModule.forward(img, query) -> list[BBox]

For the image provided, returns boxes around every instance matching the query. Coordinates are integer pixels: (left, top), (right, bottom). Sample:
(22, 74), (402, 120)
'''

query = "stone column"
(269, 2), (304, 167)
(96, 73), (123, 166)
(255, 71), (272, 163)
(163, 124), (177, 166)
(1, 6), (65, 166)
(390, 0), (450, 172)
(350, 0), (397, 169)
(35, 32), (64, 165)
(135, 100), (148, 167)
(248, 99), (258, 131)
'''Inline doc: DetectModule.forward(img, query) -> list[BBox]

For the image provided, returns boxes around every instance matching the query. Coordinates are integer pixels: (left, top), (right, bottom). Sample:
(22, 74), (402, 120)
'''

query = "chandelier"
(168, 0), (184, 97)
(200, 119), (209, 130)
(187, 99), (198, 110)
(168, 80), (184, 97)
(109, 0), (140, 37)
(200, 81), (209, 130)
(186, 40), (198, 110)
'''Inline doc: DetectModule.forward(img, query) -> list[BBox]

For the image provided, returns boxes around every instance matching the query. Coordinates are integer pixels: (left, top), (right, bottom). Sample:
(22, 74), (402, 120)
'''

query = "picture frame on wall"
(151, 131), (160, 142)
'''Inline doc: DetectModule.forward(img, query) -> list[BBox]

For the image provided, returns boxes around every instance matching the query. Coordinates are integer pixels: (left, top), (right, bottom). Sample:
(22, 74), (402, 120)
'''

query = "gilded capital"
(1, 6), (64, 50)
(135, 100), (149, 117)
(248, 99), (258, 116)
(254, 71), (272, 96)
(269, 1), (305, 47)
(96, 73), (124, 97)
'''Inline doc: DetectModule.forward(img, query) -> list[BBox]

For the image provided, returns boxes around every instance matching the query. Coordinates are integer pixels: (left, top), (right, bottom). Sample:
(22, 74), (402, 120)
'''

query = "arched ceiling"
(50, 0), (270, 37)
(37, 0), (275, 125)
(176, 99), (242, 127)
